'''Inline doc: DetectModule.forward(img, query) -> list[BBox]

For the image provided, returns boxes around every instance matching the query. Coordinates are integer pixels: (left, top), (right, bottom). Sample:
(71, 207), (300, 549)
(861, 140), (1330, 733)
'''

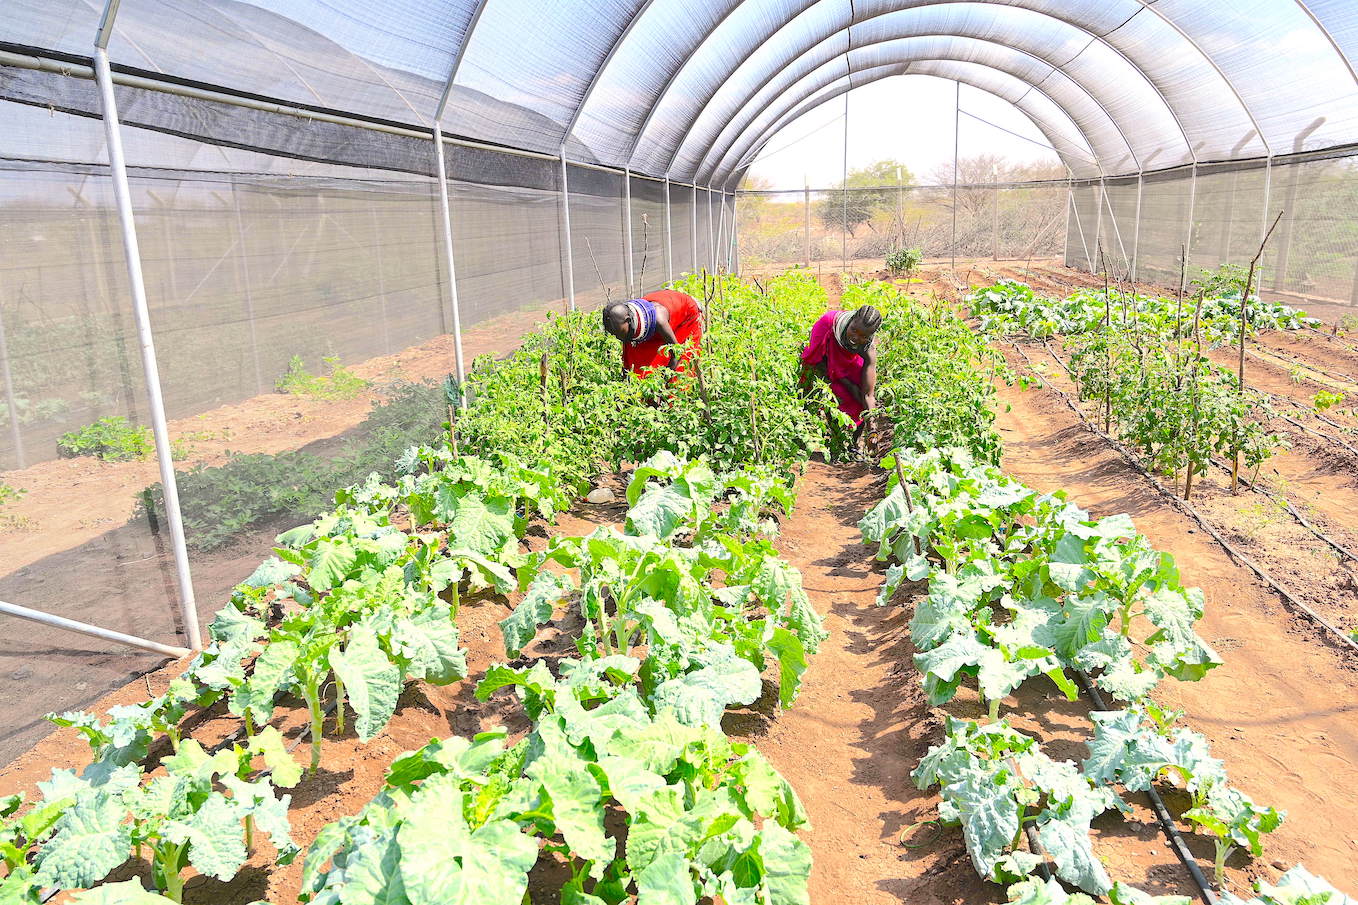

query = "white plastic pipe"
(432, 124), (466, 392)
(93, 46), (202, 651)
(0, 599), (191, 658)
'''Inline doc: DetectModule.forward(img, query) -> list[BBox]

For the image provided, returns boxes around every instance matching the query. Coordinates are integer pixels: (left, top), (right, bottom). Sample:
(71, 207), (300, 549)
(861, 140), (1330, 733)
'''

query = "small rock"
(586, 487), (616, 504)
(1272, 859), (1287, 871)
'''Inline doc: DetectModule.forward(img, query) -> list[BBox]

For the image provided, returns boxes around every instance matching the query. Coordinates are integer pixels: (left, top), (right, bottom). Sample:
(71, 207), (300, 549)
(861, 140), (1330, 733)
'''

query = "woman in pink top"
(799, 305), (882, 455)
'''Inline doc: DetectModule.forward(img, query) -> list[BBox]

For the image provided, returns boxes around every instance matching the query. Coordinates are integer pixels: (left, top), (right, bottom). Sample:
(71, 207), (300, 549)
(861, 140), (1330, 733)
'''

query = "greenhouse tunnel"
(1, 0), (1358, 764)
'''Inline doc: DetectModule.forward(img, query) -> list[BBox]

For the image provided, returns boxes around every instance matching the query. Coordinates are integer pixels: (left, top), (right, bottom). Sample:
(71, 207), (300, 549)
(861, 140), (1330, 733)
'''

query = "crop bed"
(1, 266), (1355, 905)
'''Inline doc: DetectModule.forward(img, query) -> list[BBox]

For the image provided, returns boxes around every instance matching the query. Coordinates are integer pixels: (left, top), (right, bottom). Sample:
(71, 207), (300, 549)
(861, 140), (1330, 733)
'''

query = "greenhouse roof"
(5, 0), (1358, 184)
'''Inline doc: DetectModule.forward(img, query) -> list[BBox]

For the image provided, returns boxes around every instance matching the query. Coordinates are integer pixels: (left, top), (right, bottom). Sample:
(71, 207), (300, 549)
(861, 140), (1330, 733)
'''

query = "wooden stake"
(446, 401), (460, 458)
(693, 358), (714, 429)
(1100, 242), (1112, 432)
(1232, 210), (1285, 492)
(892, 454), (924, 557)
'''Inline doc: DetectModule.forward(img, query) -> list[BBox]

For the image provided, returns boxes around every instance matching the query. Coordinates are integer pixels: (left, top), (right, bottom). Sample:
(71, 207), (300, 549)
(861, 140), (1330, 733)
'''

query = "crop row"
(968, 277), (1317, 496)
(863, 279), (1349, 902)
(1, 271), (851, 904)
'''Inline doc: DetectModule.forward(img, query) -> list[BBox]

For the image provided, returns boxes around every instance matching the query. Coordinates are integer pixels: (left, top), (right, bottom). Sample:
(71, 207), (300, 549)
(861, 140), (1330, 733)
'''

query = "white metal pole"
(432, 126), (466, 391)
(1183, 162), (1198, 291)
(691, 186), (698, 273)
(841, 92), (849, 273)
(559, 146), (576, 310)
(0, 599), (191, 658)
(1131, 173), (1144, 282)
(663, 177), (673, 284)
(706, 186), (715, 272)
(623, 169), (635, 297)
(731, 191), (740, 275)
(92, 45), (202, 651)
(714, 193), (727, 274)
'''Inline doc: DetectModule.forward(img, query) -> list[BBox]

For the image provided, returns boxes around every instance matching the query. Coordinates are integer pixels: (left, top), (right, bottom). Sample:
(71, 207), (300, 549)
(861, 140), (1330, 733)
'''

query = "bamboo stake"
(1232, 210), (1285, 492)
(1100, 243), (1111, 432)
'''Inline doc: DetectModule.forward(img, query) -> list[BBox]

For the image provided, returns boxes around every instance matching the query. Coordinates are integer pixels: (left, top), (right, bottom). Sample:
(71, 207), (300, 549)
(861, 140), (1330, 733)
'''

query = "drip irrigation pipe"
(1248, 342), (1358, 392)
(1074, 672), (1218, 905)
(1006, 341), (1358, 656)
(1206, 455), (1358, 564)
(1302, 324), (1358, 357)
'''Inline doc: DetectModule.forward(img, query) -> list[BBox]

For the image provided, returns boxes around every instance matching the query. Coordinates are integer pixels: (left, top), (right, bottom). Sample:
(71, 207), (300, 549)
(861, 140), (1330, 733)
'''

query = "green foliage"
(456, 271), (836, 490)
(815, 159), (915, 237)
(846, 281), (1005, 462)
(1221, 866), (1354, 905)
(913, 716), (1124, 892)
(144, 381), (446, 550)
(1313, 389), (1343, 411)
(0, 482), (24, 508)
(58, 417), (153, 462)
(885, 247), (922, 277)
(861, 447), (1217, 713)
(275, 355), (368, 400)
(302, 694), (811, 905)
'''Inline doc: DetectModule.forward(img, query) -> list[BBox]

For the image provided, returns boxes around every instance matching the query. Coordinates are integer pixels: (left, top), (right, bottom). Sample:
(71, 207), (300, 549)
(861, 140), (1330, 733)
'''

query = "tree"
(817, 160), (916, 237)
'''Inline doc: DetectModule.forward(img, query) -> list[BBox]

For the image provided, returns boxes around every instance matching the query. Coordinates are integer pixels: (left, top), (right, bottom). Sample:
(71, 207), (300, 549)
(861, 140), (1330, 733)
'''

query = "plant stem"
(334, 675), (346, 734)
(305, 675), (324, 774)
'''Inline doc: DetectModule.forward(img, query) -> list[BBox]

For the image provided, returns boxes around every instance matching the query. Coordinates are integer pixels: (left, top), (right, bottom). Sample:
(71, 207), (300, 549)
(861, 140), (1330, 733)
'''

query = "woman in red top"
(799, 305), (882, 456)
(602, 290), (704, 377)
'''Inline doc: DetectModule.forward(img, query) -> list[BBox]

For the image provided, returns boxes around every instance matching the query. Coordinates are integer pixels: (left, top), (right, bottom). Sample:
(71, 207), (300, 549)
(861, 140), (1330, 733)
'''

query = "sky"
(746, 74), (1063, 191)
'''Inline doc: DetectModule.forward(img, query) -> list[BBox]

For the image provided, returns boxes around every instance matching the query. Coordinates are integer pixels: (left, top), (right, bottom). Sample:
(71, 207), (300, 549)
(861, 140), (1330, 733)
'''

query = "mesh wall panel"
(567, 165), (626, 310)
(1064, 183), (1099, 272)
(1187, 162), (1269, 287)
(0, 119), (182, 767)
(1129, 168), (1193, 286)
(670, 184), (695, 277)
(1261, 154), (1358, 304)
(630, 176), (667, 294)
(694, 188), (714, 273)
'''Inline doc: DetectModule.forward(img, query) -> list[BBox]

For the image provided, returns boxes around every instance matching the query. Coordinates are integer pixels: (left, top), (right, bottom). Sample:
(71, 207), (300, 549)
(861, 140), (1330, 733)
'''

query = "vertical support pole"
(92, 41), (202, 651)
(691, 185), (698, 274)
(951, 80), (960, 275)
(731, 191), (740, 275)
(1183, 162), (1199, 291)
(841, 92), (849, 273)
(623, 168), (635, 297)
(1092, 177), (1104, 270)
(368, 204), (392, 354)
(559, 147), (576, 311)
(1260, 155), (1274, 288)
(706, 186), (715, 272)
(0, 301), (26, 469)
(432, 126), (466, 389)
(1130, 172), (1144, 282)
(714, 193), (726, 274)
(803, 178), (811, 267)
(663, 177), (673, 284)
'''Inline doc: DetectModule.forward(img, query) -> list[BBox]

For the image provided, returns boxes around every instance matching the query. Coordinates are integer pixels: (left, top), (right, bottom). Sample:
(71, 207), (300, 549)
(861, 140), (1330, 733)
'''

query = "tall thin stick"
(892, 455), (923, 557)
(583, 236), (612, 304)
(1099, 242), (1111, 432)
(1232, 209), (1285, 491)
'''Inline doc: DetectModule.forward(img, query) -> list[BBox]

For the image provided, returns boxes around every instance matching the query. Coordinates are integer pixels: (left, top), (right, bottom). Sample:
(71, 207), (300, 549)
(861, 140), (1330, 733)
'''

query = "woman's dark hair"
(849, 304), (882, 334)
(602, 302), (628, 336)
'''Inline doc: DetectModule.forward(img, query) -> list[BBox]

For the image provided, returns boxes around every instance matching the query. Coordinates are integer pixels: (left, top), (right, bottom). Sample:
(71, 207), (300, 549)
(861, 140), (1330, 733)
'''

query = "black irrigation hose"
(1006, 341), (1358, 657)
(1248, 341), (1358, 391)
(1074, 673), (1218, 905)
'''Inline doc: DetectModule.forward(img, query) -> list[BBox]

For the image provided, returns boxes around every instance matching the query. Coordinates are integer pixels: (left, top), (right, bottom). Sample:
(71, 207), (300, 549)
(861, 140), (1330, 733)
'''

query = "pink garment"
(800, 310), (866, 424)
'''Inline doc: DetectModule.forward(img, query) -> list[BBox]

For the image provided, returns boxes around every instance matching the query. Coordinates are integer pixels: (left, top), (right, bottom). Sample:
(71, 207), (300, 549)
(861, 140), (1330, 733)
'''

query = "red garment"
(621, 290), (704, 377)
(800, 310), (866, 424)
